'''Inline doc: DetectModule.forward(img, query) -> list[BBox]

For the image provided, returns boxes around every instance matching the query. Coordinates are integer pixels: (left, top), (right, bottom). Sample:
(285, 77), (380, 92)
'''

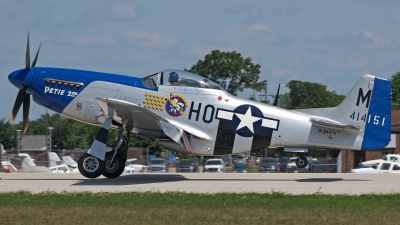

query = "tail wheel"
(102, 152), (125, 179)
(295, 156), (308, 168)
(78, 153), (104, 178)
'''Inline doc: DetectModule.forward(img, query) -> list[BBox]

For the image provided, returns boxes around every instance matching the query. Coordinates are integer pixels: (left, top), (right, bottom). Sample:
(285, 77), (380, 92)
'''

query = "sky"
(1, 0), (400, 123)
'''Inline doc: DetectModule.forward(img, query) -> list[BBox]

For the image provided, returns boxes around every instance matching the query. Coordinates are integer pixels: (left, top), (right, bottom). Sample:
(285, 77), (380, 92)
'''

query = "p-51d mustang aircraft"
(8, 34), (391, 179)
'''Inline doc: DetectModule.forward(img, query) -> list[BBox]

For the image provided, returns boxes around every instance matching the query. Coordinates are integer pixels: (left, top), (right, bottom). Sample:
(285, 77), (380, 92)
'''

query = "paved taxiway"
(0, 173), (399, 195)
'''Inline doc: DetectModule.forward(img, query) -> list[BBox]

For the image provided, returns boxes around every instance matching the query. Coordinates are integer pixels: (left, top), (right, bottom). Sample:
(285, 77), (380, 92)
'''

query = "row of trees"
(1, 50), (398, 157)
(0, 114), (163, 155)
(186, 50), (345, 109)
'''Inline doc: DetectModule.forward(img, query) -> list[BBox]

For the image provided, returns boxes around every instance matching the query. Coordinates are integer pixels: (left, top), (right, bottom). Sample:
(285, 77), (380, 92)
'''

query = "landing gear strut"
(102, 129), (129, 179)
(78, 122), (130, 179)
(295, 154), (308, 168)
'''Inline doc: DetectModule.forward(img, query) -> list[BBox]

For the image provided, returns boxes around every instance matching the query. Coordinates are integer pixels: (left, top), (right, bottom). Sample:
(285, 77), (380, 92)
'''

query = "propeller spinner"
(9, 32), (41, 134)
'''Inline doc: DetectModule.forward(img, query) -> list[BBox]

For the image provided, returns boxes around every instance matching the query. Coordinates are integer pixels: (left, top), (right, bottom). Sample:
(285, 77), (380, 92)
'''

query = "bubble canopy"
(141, 69), (222, 90)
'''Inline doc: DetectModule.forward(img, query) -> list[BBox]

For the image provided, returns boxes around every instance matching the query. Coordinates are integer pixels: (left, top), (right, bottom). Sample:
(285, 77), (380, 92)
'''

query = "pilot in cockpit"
(168, 72), (180, 86)
(199, 79), (209, 88)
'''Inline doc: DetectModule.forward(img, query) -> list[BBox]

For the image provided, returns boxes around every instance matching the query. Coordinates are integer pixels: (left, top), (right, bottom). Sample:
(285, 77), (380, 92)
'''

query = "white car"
(203, 159), (225, 173)
(124, 158), (146, 173)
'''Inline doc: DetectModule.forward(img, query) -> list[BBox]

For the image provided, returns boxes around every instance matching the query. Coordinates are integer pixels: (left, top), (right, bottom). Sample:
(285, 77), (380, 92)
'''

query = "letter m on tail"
(356, 88), (371, 108)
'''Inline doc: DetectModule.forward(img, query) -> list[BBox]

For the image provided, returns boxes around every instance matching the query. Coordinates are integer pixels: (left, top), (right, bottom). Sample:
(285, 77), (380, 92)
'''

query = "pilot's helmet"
(169, 72), (179, 83)
(200, 78), (209, 88)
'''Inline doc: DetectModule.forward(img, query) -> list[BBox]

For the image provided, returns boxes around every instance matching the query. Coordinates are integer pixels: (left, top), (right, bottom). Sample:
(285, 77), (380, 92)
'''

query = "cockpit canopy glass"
(141, 73), (159, 89)
(141, 69), (222, 90)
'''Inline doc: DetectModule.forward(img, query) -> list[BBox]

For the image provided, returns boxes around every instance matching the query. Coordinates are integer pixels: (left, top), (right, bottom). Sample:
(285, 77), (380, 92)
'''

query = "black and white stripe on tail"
(87, 108), (114, 160)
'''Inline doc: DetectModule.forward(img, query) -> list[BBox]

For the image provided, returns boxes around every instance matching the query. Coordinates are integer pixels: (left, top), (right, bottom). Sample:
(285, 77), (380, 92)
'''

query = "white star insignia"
(235, 107), (261, 133)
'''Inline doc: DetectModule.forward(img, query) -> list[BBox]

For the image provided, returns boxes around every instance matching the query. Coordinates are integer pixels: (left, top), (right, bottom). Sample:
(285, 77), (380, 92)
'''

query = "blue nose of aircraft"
(8, 68), (33, 90)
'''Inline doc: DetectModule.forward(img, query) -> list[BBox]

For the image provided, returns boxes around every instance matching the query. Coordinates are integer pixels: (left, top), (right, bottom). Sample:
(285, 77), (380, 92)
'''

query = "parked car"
(203, 158), (225, 173)
(232, 162), (249, 173)
(258, 157), (279, 173)
(147, 158), (169, 173)
(276, 157), (288, 172)
(124, 158), (146, 173)
(233, 155), (246, 164)
(220, 155), (230, 166)
(176, 159), (199, 173)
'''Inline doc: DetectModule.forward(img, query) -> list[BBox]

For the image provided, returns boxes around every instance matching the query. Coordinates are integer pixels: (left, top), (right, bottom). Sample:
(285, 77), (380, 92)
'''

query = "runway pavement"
(0, 173), (399, 195)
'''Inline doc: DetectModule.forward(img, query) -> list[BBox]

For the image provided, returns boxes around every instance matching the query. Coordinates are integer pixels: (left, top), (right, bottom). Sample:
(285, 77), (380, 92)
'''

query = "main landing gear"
(295, 154), (308, 168)
(78, 152), (105, 178)
(78, 127), (130, 179)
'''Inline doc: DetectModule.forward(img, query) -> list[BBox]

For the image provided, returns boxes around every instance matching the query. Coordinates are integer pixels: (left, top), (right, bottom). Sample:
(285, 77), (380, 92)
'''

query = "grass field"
(1, 191), (400, 225)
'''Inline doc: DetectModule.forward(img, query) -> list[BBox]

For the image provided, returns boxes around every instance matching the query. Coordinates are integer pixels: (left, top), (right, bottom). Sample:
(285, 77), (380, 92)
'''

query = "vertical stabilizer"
(62, 156), (78, 169)
(18, 153), (36, 168)
(1, 161), (18, 173)
(337, 74), (391, 150)
(48, 152), (62, 167)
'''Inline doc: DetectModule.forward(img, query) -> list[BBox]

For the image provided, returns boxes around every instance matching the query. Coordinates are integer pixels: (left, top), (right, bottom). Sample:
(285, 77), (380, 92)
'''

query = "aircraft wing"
(95, 98), (212, 141)
(96, 97), (166, 137)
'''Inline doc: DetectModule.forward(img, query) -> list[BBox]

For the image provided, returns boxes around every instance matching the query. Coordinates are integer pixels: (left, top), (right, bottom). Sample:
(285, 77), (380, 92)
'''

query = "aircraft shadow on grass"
(69, 174), (369, 186)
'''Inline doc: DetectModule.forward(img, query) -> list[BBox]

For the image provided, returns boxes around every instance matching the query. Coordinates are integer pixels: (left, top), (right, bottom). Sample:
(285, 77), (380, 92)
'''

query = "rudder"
(361, 77), (391, 150)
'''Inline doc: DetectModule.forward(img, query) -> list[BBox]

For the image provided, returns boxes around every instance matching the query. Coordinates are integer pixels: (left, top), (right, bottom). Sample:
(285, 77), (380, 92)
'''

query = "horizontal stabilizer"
(310, 117), (359, 131)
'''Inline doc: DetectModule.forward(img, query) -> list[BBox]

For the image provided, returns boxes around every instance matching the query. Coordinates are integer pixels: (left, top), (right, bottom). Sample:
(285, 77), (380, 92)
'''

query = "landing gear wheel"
(102, 152), (125, 179)
(78, 153), (105, 178)
(295, 156), (308, 168)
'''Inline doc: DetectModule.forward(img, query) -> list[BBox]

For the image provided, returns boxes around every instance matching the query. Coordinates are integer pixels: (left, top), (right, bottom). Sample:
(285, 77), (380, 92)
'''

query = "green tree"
(185, 50), (267, 95)
(277, 93), (291, 109)
(390, 72), (400, 108)
(129, 133), (164, 156)
(0, 118), (17, 150)
(62, 119), (102, 150)
(77, 138), (89, 150)
(286, 80), (345, 109)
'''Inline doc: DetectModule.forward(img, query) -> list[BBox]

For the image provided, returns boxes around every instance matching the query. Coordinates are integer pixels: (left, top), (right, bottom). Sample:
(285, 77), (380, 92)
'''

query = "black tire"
(102, 152), (125, 179)
(78, 152), (105, 178)
(295, 157), (308, 168)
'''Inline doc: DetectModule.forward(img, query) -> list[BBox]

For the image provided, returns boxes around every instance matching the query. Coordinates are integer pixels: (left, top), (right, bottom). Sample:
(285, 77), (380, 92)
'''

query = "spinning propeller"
(10, 32), (41, 134)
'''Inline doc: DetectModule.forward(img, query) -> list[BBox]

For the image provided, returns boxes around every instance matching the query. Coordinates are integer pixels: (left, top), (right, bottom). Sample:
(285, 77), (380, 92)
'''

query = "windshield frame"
(160, 69), (222, 90)
(141, 72), (160, 89)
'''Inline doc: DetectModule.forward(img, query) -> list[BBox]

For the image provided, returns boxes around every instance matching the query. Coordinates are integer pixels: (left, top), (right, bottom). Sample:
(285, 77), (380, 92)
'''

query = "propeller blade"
(22, 93), (30, 134)
(31, 42), (41, 68)
(11, 85), (27, 123)
(273, 83), (281, 107)
(25, 32), (30, 71)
